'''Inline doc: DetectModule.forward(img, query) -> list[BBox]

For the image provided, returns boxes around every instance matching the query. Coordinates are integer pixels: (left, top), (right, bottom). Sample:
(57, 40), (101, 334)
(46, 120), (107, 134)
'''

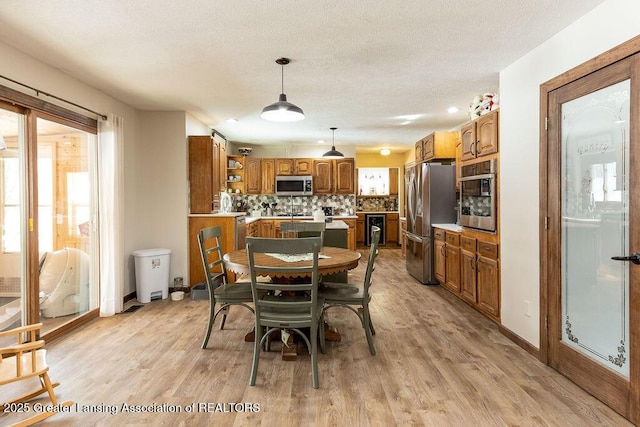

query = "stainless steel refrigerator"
(405, 163), (457, 284)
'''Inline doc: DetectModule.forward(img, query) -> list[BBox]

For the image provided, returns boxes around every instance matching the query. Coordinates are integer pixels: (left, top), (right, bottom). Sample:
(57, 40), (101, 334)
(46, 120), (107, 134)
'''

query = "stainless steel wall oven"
(458, 159), (496, 232)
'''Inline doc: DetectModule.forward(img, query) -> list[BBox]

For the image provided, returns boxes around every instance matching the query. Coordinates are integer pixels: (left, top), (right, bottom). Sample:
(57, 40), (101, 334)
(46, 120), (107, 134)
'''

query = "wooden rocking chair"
(0, 323), (72, 426)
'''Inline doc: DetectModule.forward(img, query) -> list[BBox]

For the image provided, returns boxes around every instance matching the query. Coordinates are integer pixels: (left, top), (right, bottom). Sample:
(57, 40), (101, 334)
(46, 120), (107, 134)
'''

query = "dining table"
(223, 245), (362, 360)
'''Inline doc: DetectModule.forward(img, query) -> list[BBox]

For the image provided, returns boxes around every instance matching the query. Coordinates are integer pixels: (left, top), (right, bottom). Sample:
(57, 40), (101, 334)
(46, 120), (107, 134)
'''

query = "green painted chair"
(320, 226), (380, 356)
(280, 221), (326, 246)
(246, 236), (325, 389)
(198, 226), (256, 349)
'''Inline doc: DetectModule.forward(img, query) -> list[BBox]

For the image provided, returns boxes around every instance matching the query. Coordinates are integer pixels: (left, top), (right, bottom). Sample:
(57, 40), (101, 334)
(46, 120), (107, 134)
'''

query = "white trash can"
(133, 248), (171, 303)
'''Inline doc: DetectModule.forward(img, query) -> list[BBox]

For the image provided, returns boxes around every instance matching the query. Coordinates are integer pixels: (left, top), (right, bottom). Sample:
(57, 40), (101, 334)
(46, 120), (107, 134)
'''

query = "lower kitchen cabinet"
(434, 227), (500, 323)
(356, 213), (365, 245)
(444, 232), (460, 294)
(386, 213), (399, 245)
(434, 229), (446, 284)
(476, 240), (500, 319)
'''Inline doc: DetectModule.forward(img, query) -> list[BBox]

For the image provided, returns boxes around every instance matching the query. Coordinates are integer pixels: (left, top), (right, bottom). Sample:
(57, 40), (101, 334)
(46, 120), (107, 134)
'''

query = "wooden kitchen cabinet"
(275, 158), (312, 175)
(188, 216), (239, 286)
(415, 138), (425, 162)
(218, 140), (227, 194)
(261, 158), (275, 194)
(244, 157), (261, 194)
(386, 213), (399, 245)
(422, 131), (458, 161)
(247, 220), (259, 237)
(276, 159), (294, 175)
(313, 158), (355, 195)
(188, 135), (220, 213)
(461, 109), (499, 161)
(344, 218), (356, 251)
(476, 240), (500, 319)
(295, 158), (313, 174)
(444, 231), (460, 294)
(356, 213), (365, 245)
(389, 168), (399, 196)
(259, 220), (275, 238)
(460, 236), (477, 304)
(312, 159), (333, 194)
(433, 228), (446, 284)
(334, 158), (355, 194)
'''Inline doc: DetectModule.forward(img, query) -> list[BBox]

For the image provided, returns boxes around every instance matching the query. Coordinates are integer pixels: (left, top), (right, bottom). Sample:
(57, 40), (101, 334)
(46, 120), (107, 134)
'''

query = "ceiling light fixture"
(447, 106), (459, 114)
(380, 148), (391, 156)
(260, 57), (305, 122)
(322, 127), (344, 159)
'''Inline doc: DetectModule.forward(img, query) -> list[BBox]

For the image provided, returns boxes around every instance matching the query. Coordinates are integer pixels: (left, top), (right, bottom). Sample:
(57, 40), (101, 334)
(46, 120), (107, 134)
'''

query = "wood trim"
(498, 324), (541, 360)
(540, 36), (640, 425)
(42, 309), (100, 344)
(0, 84), (98, 132)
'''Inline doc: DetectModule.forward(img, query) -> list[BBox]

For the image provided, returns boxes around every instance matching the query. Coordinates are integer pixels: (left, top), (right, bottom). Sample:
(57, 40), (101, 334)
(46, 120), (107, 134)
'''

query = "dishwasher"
(235, 216), (247, 250)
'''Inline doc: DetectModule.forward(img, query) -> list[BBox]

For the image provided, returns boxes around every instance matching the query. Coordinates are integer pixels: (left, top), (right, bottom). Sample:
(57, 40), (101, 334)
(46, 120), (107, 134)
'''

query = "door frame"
(540, 34), (640, 424)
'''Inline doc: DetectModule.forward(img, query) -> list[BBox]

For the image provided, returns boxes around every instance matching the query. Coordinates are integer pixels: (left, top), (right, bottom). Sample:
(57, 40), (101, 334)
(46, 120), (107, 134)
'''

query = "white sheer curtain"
(98, 114), (124, 316)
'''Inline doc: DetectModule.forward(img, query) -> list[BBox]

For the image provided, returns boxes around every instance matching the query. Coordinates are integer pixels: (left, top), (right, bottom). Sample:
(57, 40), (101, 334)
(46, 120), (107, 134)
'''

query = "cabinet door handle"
(471, 140), (476, 156)
(476, 140), (481, 154)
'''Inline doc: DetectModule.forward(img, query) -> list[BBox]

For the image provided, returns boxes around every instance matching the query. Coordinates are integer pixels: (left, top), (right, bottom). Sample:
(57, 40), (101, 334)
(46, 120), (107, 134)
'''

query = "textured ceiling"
(0, 0), (605, 153)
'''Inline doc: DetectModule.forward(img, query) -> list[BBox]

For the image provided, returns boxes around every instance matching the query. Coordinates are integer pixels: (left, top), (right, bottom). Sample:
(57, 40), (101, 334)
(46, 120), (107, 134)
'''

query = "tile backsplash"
(356, 196), (398, 212)
(233, 194), (356, 216)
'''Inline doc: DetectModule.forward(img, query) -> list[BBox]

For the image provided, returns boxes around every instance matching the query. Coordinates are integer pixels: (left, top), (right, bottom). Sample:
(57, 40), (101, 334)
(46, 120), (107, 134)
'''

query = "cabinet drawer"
(460, 236), (476, 252)
(478, 241), (498, 259)
(434, 228), (445, 241)
(445, 232), (459, 246)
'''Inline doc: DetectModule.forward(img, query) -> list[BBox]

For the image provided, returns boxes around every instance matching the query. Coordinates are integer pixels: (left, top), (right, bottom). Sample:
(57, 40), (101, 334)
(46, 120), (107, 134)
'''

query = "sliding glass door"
(36, 116), (99, 333)
(0, 104), (99, 337)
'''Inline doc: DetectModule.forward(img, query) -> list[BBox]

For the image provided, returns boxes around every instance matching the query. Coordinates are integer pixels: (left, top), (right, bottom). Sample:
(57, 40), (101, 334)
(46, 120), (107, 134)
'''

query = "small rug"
(122, 305), (143, 313)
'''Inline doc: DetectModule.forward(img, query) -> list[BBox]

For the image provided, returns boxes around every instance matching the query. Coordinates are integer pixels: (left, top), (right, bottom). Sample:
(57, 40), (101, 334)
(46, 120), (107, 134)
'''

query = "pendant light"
(323, 127), (344, 159)
(261, 57), (305, 122)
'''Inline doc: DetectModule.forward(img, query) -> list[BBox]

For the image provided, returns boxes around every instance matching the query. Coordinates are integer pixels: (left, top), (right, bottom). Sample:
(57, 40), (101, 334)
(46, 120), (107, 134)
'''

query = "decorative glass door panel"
(561, 79), (630, 377)
(37, 117), (98, 333)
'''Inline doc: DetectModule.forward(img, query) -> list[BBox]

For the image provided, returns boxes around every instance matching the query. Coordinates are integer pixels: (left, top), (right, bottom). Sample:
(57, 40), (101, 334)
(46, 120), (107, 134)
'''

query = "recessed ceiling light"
(318, 139), (325, 144)
(226, 118), (238, 123)
(447, 106), (459, 114)
(380, 148), (391, 156)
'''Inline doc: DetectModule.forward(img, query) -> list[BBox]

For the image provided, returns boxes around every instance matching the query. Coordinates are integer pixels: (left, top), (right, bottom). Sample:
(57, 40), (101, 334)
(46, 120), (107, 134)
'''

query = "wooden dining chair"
(246, 236), (325, 389)
(198, 226), (257, 349)
(0, 323), (72, 426)
(320, 226), (380, 355)
(280, 221), (326, 246)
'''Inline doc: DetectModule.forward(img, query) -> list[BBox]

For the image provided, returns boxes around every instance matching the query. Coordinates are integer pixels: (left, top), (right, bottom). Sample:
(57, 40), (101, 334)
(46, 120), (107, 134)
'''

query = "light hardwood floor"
(0, 248), (631, 426)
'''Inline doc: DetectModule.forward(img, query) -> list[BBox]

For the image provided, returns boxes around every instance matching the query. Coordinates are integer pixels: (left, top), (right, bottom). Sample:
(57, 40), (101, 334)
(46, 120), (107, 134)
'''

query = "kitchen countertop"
(355, 211), (400, 214)
(432, 223), (463, 232)
(245, 215), (357, 225)
(188, 212), (246, 218)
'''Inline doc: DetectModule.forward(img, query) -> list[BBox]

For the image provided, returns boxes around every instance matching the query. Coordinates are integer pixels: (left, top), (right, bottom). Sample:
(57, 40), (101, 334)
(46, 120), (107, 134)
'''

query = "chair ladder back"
(198, 226), (228, 286)
(363, 226), (381, 295)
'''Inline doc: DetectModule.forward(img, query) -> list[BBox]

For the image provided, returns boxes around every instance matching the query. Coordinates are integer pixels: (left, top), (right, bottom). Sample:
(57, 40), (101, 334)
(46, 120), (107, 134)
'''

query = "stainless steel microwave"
(458, 159), (496, 232)
(275, 175), (313, 196)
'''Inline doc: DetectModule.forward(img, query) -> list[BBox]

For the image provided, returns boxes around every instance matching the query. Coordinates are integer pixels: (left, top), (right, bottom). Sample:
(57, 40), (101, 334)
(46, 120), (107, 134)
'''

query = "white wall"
(500, 0), (640, 347)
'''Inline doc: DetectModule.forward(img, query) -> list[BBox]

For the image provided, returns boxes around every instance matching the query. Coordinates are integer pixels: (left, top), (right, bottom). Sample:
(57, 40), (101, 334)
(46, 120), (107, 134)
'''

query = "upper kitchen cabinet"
(423, 132), (457, 161)
(334, 158), (355, 194)
(414, 131), (457, 162)
(245, 157), (262, 194)
(276, 158), (313, 175)
(261, 158), (276, 194)
(189, 135), (223, 213)
(312, 159), (333, 194)
(276, 158), (294, 175)
(313, 158), (355, 194)
(389, 168), (399, 195)
(461, 109), (499, 161)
